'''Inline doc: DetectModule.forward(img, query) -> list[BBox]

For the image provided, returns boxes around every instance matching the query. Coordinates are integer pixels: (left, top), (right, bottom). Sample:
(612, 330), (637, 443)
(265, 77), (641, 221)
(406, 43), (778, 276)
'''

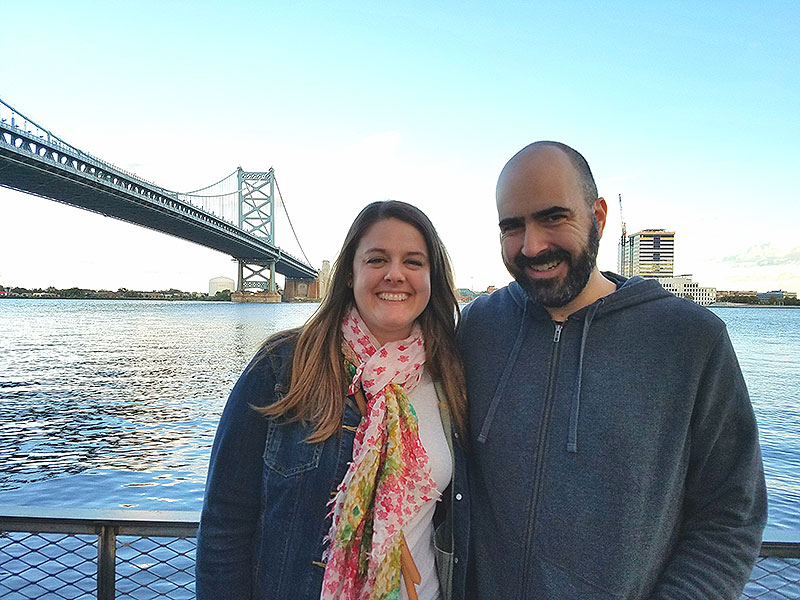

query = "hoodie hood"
(479, 273), (672, 450)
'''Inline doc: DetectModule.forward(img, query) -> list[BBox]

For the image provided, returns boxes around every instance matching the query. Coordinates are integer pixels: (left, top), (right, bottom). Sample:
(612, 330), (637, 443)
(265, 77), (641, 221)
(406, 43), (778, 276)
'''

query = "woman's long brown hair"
(255, 200), (467, 442)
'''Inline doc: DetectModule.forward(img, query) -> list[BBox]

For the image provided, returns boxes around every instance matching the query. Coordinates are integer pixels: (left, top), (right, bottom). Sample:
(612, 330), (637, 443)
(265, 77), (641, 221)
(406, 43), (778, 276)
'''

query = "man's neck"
(545, 268), (617, 322)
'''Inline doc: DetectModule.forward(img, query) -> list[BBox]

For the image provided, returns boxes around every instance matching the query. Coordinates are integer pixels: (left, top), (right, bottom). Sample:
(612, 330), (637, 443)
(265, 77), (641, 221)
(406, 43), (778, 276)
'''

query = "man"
(458, 141), (767, 599)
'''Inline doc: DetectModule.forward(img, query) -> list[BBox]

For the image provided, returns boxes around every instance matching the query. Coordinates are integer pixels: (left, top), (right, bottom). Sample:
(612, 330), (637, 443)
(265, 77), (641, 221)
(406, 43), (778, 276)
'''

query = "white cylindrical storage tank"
(209, 276), (235, 296)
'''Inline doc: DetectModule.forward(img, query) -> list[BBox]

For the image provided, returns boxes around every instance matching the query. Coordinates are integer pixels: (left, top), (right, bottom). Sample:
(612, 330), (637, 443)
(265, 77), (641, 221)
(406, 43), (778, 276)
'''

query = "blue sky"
(1, 1), (798, 293)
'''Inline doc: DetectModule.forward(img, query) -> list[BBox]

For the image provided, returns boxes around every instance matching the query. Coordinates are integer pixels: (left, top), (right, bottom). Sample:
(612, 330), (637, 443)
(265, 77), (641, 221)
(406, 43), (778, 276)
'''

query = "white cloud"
(722, 244), (800, 268)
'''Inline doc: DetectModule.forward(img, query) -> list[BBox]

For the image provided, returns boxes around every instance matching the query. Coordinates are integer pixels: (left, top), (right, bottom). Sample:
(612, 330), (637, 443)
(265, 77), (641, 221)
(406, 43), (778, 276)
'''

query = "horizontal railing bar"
(0, 505), (199, 537)
(3, 505), (798, 558)
(1, 505), (200, 523)
(761, 541), (800, 558)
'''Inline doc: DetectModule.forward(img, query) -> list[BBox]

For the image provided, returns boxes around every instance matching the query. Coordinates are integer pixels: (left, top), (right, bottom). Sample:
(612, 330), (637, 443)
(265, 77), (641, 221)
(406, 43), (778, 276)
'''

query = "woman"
(196, 200), (468, 600)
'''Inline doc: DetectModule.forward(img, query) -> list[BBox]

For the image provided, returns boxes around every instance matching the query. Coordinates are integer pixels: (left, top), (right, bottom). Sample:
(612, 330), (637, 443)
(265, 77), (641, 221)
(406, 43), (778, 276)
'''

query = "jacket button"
(454, 557), (459, 564)
(455, 493), (462, 501)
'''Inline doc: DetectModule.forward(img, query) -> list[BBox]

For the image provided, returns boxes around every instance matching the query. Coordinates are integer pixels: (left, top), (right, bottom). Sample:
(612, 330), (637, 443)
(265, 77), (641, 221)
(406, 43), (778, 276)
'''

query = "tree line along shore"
(0, 286), (231, 301)
(2, 287), (798, 306)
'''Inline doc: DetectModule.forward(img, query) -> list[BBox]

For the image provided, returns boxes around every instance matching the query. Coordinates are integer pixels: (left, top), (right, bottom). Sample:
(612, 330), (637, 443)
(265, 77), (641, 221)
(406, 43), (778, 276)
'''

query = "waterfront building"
(657, 275), (716, 306)
(457, 288), (478, 303)
(209, 276), (235, 296)
(756, 290), (797, 302)
(618, 229), (675, 278)
(717, 290), (759, 300)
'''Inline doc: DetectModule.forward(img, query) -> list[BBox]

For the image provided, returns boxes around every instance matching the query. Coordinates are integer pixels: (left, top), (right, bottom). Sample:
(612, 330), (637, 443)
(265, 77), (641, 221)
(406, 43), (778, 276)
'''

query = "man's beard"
(505, 217), (600, 308)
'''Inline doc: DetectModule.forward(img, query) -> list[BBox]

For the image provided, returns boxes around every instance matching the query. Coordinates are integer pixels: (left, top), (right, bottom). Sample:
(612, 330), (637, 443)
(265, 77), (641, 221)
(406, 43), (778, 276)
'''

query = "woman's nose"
(384, 262), (405, 282)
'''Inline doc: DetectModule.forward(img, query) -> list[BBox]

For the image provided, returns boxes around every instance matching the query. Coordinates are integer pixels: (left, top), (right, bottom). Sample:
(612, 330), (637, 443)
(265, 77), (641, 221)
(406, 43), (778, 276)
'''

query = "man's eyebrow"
(532, 206), (573, 218)
(499, 206), (573, 228)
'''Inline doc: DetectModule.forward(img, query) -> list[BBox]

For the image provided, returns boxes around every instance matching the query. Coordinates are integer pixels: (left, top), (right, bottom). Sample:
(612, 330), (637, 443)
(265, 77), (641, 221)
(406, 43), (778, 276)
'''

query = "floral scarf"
(321, 307), (438, 600)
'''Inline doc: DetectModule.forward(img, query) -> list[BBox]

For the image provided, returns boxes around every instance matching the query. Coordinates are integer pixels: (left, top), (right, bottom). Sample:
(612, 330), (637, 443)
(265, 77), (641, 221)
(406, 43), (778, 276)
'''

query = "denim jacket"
(196, 332), (469, 599)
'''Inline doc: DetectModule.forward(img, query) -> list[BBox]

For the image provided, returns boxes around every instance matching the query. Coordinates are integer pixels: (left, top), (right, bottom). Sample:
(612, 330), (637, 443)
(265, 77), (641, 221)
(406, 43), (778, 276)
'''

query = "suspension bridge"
(0, 98), (317, 301)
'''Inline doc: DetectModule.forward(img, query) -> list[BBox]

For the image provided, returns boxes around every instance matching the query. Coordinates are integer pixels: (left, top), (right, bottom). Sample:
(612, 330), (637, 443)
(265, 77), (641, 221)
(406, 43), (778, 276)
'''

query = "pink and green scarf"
(321, 307), (438, 600)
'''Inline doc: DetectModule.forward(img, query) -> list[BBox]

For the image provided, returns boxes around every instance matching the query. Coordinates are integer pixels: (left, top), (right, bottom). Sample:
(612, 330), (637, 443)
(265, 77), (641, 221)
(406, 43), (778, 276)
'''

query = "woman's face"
(351, 218), (431, 345)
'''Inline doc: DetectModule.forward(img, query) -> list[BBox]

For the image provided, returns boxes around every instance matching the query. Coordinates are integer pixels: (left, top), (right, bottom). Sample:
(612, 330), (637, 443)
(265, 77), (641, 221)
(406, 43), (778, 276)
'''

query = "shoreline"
(711, 303), (800, 309)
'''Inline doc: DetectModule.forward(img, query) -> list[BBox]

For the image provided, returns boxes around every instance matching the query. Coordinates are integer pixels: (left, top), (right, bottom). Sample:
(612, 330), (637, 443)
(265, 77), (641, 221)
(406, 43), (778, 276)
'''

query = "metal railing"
(0, 506), (198, 599)
(743, 540), (800, 599)
(1, 505), (798, 599)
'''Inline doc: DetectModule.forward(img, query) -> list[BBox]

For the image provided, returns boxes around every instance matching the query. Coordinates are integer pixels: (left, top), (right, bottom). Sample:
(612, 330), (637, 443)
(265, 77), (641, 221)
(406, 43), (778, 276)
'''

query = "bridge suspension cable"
(176, 170), (240, 225)
(184, 169), (239, 195)
(274, 177), (312, 266)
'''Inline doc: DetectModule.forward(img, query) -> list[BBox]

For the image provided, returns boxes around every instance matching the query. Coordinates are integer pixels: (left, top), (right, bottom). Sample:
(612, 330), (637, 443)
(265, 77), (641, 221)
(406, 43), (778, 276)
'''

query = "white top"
(399, 371), (452, 600)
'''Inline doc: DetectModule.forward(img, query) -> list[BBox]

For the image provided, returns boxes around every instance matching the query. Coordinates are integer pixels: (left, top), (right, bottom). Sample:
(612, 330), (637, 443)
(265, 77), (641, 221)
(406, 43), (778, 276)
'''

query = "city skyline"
(1, 2), (798, 294)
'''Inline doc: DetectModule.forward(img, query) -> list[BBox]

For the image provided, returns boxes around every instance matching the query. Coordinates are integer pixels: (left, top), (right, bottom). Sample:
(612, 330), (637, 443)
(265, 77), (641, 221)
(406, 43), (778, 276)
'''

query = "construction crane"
(618, 194), (628, 276)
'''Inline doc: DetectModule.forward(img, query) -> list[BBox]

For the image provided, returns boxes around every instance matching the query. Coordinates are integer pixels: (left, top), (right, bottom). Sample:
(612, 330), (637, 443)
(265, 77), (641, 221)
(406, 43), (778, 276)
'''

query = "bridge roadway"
(0, 120), (316, 280)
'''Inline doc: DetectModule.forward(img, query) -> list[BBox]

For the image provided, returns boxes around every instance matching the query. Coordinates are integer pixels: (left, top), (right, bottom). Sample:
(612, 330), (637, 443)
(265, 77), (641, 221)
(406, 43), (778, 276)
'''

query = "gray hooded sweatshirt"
(458, 274), (766, 599)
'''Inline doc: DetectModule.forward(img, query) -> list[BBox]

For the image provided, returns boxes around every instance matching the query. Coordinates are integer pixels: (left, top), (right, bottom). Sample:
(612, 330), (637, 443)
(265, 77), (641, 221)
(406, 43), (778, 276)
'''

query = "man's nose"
(521, 224), (549, 257)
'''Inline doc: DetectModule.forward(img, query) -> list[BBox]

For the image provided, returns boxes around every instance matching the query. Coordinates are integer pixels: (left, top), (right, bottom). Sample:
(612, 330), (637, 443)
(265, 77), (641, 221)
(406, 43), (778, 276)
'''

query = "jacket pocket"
(263, 420), (323, 477)
(433, 516), (453, 600)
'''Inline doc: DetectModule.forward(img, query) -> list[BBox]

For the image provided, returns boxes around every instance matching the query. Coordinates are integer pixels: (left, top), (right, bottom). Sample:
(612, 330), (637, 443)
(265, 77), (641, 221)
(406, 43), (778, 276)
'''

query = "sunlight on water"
(0, 300), (317, 509)
(710, 307), (800, 537)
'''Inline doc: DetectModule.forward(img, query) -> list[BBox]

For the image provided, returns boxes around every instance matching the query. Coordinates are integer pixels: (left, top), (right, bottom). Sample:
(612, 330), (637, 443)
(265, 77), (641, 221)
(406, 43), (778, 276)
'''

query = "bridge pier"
(283, 277), (320, 301)
(231, 290), (281, 303)
(233, 260), (281, 302)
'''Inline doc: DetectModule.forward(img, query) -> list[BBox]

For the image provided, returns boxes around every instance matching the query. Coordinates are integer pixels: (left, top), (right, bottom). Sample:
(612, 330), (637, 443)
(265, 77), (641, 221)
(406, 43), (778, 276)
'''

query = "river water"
(0, 299), (798, 540)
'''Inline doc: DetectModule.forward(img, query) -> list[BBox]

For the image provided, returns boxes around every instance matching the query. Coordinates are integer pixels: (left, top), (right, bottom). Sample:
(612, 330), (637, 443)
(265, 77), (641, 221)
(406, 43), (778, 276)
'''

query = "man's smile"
(528, 260), (562, 272)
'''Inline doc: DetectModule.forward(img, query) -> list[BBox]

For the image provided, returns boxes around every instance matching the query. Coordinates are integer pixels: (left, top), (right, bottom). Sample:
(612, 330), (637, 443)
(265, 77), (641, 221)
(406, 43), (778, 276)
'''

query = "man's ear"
(593, 197), (608, 238)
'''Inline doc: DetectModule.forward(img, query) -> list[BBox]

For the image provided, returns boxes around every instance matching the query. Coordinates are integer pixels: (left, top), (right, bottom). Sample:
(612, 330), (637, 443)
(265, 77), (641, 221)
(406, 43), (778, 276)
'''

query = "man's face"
(496, 147), (601, 308)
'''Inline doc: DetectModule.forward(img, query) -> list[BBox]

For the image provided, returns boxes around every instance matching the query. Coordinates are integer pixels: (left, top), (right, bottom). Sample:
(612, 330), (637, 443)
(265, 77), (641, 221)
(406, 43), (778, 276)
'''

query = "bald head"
(497, 141), (598, 208)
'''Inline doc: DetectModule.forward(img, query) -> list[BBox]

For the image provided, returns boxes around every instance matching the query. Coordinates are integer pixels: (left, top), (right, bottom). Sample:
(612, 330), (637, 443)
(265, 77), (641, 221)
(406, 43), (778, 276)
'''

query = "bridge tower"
(235, 167), (281, 300)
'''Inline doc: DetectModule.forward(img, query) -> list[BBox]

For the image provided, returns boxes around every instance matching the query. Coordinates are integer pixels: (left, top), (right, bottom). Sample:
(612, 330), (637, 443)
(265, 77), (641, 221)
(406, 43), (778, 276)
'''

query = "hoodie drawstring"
(477, 301), (528, 444)
(566, 299), (604, 453)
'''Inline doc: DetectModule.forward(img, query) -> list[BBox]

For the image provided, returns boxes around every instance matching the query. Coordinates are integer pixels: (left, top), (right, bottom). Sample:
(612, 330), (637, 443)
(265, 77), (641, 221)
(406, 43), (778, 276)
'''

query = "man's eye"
(544, 214), (566, 223)
(499, 223), (522, 235)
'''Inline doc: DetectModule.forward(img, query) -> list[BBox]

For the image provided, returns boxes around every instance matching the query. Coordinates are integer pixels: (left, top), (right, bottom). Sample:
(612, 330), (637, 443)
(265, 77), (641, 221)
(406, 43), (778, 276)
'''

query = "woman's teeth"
(378, 293), (409, 301)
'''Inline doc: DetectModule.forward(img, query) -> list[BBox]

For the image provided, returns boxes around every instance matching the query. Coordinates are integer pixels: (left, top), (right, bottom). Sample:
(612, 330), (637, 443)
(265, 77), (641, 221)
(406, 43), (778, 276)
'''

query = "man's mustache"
(513, 248), (572, 269)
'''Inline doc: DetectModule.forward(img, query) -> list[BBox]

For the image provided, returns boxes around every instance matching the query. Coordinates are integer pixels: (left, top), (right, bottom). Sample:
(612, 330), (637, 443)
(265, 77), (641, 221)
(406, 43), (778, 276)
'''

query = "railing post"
(97, 524), (116, 600)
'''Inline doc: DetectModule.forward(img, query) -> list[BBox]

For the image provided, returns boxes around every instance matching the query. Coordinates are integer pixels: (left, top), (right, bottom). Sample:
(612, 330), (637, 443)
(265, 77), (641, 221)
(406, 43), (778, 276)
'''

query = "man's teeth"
(530, 260), (561, 272)
(378, 293), (409, 301)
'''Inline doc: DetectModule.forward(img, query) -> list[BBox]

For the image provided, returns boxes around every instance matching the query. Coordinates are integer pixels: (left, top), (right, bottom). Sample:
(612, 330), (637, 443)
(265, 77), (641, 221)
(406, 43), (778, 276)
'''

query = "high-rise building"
(318, 260), (331, 299)
(617, 229), (675, 277)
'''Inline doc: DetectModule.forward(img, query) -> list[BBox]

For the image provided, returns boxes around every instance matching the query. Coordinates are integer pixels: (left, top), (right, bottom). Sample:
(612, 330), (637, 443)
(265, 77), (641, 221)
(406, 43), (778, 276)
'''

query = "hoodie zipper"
(521, 321), (563, 596)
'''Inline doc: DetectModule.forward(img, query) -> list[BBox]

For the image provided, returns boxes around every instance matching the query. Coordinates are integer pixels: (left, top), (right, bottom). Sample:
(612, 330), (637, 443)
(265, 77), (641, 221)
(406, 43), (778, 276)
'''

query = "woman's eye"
(366, 257), (386, 265)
